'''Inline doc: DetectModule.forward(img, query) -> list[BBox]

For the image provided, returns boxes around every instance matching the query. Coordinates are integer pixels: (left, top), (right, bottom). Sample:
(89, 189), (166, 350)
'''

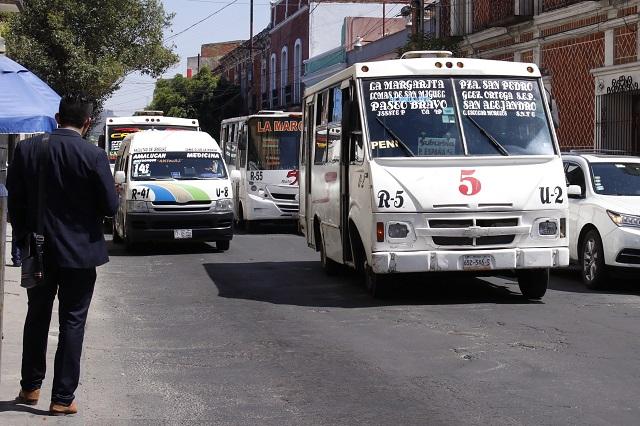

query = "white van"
(300, 51), (569, 299)
(112, 130), (233, 250)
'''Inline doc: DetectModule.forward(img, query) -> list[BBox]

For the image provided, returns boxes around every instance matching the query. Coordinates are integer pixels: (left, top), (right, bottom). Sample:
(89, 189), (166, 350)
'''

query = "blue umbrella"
(0, 55), (60, 133)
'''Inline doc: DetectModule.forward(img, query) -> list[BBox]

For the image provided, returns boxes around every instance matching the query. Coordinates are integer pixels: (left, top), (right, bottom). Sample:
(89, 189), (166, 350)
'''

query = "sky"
(103, 0), (272, 115)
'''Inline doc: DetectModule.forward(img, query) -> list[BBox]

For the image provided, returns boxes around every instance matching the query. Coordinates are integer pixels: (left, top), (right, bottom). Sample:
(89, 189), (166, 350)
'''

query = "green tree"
(6, 0), (178, 112)
(149, 68), (245, 137)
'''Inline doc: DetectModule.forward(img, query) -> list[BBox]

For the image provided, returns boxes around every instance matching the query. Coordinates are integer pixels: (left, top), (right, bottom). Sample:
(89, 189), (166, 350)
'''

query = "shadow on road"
(203, 261), (533, 308)
(107, 240), (222, 257)
(550, 266), (640, 295)
(0, 400), (50, 416)
(233, 221), (300, 236)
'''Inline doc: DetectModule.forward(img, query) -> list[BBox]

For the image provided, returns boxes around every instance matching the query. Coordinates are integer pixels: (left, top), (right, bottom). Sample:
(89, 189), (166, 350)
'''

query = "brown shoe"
(49, 400), (78, 416)
(15, 388), (40, 405)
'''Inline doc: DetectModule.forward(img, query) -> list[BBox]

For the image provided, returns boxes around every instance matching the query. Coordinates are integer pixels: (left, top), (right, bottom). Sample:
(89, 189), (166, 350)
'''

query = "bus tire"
(320, 234), (340, 275)
(518, 268), (549, 300)
(216, 240), (230, 251)
(235, 203), (245, 229)
(365, 262), (390, 299)
(123, 226), (137, 252)
(245, 220), (257, 233)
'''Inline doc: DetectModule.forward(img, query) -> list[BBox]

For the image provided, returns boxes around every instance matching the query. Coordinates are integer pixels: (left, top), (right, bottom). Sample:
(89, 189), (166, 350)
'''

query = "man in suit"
(7, 93), (118, 416)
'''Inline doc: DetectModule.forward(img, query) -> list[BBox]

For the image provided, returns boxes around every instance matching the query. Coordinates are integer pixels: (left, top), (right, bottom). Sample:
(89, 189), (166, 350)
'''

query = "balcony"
(472, 0), (534, 33)
(539, 0), (590, 13)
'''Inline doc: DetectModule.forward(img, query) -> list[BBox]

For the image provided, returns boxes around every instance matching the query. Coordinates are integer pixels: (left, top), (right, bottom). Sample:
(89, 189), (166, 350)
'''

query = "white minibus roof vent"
(257, 110), (285, 115)
(400, 50), (453, 59)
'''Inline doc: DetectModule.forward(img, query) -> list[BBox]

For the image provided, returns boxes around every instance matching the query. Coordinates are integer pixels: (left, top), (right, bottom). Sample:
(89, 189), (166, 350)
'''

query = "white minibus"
(300, 51), (569, 299)
(112, 130), (233, 250)
(220, 111), (301, 230)
(101, 114), (200, 169)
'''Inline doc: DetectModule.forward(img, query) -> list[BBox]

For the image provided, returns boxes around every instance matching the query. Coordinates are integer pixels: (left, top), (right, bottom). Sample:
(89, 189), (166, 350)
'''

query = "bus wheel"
(235, 203), (245, 229)
(320, 235), (340, 275)
(364, 262), (390, 299)
(517, 268), (548, 300)
(123, 227), (136, 252)
(216, 240), (230, 251)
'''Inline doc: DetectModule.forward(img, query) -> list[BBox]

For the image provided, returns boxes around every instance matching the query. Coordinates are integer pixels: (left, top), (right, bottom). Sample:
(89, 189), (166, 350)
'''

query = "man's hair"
(58, 93), (93, 128)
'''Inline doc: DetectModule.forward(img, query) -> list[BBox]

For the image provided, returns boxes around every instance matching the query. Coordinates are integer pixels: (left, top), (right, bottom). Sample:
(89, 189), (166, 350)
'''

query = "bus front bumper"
(370, 247), (569, 274)
(126, 212), (233, 242)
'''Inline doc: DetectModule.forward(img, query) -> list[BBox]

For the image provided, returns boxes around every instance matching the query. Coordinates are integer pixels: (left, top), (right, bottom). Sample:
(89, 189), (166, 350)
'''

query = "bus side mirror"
(98, 135), (105, 149)
(114, 171), (126, 185)
(350, 130), (363, 162)
(545, 89), (560, 129)
(230, 169), (241, 181)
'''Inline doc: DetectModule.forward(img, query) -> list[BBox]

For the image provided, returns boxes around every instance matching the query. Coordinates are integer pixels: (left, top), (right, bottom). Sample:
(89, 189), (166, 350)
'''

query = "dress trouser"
(20, 261), (96, 405)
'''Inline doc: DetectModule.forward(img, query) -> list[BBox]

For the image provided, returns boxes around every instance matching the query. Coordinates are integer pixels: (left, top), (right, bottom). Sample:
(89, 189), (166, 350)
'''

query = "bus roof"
(221, 111), (302, 125)
(105, 115), (199, 127)
(124, 130), (220, 153)
(304, 57), (542, 98)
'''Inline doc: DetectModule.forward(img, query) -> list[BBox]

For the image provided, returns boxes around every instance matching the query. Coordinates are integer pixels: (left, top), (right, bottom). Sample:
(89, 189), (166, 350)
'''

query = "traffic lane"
(202, 235), (640, 425)
(87, 234), (640, 425)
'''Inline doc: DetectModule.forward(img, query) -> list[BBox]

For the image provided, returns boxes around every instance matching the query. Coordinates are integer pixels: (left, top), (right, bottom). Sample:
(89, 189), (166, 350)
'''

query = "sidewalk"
(0, 230), (83, 424)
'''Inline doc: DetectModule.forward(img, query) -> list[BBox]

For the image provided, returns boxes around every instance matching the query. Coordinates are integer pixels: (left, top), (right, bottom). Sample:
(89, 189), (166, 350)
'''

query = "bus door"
(312, 86), (344, 260)
(300, 100), (314, 239)
(340, 80), (362, 264)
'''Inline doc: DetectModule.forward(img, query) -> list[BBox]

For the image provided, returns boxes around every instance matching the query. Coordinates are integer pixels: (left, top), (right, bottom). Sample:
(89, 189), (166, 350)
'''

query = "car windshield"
(130, 151), (227, 181)
(590, 162), (640, 196)
(362, 76), (555, 157)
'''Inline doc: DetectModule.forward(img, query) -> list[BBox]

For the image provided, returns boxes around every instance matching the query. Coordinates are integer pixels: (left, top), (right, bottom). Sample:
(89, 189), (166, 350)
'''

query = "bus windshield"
(130, 151), (227, 181)
(247, 117), (301, 170)
(362, 76), (555, 157)
(106, 125), (197, 163)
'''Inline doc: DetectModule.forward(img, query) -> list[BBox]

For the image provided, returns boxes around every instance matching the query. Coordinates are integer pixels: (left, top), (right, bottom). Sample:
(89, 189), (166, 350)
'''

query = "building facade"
(186, 40), (243, 77)
(216, 1), (409, 114)
(439, 0), (640, 152)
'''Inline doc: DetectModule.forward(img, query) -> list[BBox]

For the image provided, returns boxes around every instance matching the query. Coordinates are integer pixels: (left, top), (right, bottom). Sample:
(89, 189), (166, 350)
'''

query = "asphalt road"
(32, 226), (640, 424)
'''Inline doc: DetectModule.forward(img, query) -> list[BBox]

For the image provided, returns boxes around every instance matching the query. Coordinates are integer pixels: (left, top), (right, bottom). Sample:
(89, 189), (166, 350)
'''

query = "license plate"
(174, 229), (193, 239)
(462, 255), (493, 270)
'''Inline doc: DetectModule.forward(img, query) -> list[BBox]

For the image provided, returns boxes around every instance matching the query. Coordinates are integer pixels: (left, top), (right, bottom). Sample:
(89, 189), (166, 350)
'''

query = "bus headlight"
(214, 198), (233, 212)
(127, 200), (149, 212)
(532, 218), (559, 237)
(607, 210), (640, 228)
(538, 220), (558, 236)
(388, 222), (410, 239)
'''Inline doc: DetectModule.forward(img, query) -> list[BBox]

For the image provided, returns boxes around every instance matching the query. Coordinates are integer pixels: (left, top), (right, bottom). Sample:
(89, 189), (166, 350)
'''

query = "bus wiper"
(466, 116), (509, 156)
(375, 116), (415, 157)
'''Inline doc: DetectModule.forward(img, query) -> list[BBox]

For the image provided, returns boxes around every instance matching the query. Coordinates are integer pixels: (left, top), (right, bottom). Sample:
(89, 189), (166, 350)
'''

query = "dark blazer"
(7, 128), (118, 268)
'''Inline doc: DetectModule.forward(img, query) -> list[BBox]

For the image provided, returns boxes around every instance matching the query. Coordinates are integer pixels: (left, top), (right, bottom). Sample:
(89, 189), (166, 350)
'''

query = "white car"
(562, 153), (640, 288)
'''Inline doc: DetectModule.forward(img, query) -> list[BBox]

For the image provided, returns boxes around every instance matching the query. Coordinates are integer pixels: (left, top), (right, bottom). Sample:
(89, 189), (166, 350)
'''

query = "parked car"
(562, 152), (640, 288)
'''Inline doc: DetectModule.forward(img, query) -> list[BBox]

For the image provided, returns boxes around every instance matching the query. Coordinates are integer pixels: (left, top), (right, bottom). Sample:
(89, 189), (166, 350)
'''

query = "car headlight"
(538, 220), (558, 236)
(607, 210), (640, 228)
(214, 198), (233, 212)
(126, 200), (149, 212)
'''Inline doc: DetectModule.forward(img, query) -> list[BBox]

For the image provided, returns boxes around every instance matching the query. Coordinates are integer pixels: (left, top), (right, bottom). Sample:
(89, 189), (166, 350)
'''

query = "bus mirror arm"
(350, 130), (363, 162)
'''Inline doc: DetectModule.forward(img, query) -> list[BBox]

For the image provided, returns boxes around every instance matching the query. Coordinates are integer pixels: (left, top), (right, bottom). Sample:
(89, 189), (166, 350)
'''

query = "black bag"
(20, 134), (50, 289)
